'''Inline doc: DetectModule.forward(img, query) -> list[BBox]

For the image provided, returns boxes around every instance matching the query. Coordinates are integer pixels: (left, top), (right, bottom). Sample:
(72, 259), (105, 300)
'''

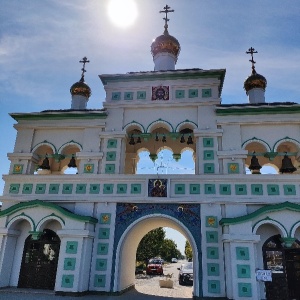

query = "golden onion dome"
(244, 70), (267, 93)
(70, 76), (91, 98)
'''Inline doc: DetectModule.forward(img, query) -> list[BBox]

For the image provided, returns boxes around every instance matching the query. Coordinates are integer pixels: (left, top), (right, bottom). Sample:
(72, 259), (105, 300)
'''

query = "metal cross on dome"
(246, 47), (258, 74)
(159, 4), (174, 31)
(79, 57), (90, 80)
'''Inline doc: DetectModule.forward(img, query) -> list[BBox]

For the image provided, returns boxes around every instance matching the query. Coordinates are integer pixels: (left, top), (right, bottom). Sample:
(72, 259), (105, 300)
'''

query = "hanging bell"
(280, 154), (297, 173)
(155, 133), (159, 142)
(129, 134), (135, 145)
(162, 135), (167, 143)
(39, 156), (50, 170)
(136, 136), (142, 143)
(187, 135), (193, 145)
(68, 155), (77, 168)
(249, 154), (262, 174)
(180, 134), (185, 143)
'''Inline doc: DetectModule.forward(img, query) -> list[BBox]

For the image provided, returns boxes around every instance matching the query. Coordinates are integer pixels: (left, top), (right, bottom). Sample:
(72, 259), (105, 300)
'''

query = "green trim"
(6, 213), (36, 229)
(31, 140), (57, 153)
(122, 120), (146, 132)
(220, 201), (300, 226)
(252, 217), (288, 237)
(57, 140), (83, 152)
(175, 119), (198, 132)
(146, 118), (174, 133)
(272, 136), (300, 151)
(0, 200), (97, 224)
(241, 137), (271, 152)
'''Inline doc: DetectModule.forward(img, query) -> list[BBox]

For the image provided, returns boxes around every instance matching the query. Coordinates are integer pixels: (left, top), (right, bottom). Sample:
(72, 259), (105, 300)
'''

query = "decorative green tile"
(97, 243), (109, 255)
(49, 184), (59, 194)
(175, 184), (185, 194)
(96, 258), (107, 271)
(202, 88), (212, 98)
(107, 139), (117, 148)
(105, 164), (115, 174)
(204, 163), (215, 174)
(76, 184), (86, 194)
(206, 216), (218, 228)
(219, 184), (231, 195)
(106, 151), (116, 161)
(94, 274), (106, 287)
(13, 164), (23, 174)
(62, 184), (73, 194)
(89, 184), (100, 194)
(111, 92), (121, 100)
(238, 283), (252, 297)
(175, 90), (185, 98)
(84, 164), (94, 173)
(208, 280), (220, 293)
(207, 263), (219, 276)
(137, 91), (146, 100)
(228, 163), (239, 174)
(206, 231), (218, 243)
(131, 184), (141, 194)
(205, 184), (216, 194)
(9, 184), (20, 194)
(61, 275), (74, 288)
(66, 241), (78, 254)
(207, 247), (219, 259)
(22, 184), (33, 194)
(284, 184), (296, 195)
(204, 150), (214, 160)
(64, 258), (76, 271)
(100, 213), (111, 224)
(251, 184), (263, 195)
(188, 89), (198, 98)
(124, 92), (133, 100)
(190, 184), (200, 194)
(235, 184), (247, 195)
(267, 184), (279, 195)
(203, 138), (214, 148)
(99, 228), (110, 239)
(117, 184), (127, 194)
(35, 184), (46, 194)
(103, 184), (114, 194)
(237, 264), (251, 278)
(236, 247), (249, 260)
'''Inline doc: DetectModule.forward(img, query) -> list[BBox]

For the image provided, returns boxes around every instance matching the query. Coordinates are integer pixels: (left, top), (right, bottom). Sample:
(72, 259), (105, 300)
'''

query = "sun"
(107, 0), (138, 28)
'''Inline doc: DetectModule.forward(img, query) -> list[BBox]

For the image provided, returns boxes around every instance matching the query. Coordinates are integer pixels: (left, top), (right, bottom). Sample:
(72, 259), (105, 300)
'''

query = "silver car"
(178, 262), (193, 285)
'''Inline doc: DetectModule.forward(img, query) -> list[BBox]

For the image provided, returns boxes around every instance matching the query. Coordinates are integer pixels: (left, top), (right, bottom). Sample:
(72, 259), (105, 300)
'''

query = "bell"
(249, 154), (262, 174)
(129, 134), (135, 145)
(280, 154), (297, 173)
(162, 135), (167, 143)
(187, 135), (193, 145)
(39, 156), (50, 170)
(180, 134), (185, 143)
(155, 133), (159, 142)
(136, 136), (142, 143)
(68, 155), (77, 168)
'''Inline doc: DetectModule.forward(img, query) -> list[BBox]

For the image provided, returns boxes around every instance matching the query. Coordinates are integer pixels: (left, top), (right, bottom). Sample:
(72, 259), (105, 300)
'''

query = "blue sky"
(1, 0), (300, 252)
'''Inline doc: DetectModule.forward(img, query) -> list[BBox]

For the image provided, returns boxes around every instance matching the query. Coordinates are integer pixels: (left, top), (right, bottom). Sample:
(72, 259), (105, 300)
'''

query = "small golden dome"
(70, 77), (91, 98)
(244, 70), (267, 93)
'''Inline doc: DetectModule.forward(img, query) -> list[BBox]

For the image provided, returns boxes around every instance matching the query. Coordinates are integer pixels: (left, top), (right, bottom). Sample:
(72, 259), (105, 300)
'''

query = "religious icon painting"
(152, 86), (169, 100)
(148, 179), (167, 197)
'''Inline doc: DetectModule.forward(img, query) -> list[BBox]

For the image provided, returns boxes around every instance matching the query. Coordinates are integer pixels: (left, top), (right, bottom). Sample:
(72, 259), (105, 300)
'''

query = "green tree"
(160, 238), (180, 261)
(185, 240), (193, 260)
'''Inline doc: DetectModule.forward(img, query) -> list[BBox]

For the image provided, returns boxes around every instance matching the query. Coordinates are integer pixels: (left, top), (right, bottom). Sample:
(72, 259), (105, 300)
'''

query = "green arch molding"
(31, 140), (57, 153)
(122, 121), (146, 133)
(36, 213), (66, 229)
(272, 136), (300, 152)
(175, 120), (198, 132)
(146, 119), (174, 133)
(6, 213), (36, 230)
(0, 200), (97, 224)
(220, 202), (300, 226)
(290, 221), (300, 237)
(252, 217), (288, 237)
(57, 140), (83, 153)
(241, 137), (271, 152)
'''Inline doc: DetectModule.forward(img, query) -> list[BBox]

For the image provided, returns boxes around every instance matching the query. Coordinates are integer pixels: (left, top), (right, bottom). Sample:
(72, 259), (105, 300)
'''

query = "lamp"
(280, 153), (296, 173)
(187, 135), (193, 145)
(68, 155), (77, 168)
(180, 134), (185, 143)
(39, 154), (50, 170)
(248, 152), (262, 174)
(129, 134), (135, 145)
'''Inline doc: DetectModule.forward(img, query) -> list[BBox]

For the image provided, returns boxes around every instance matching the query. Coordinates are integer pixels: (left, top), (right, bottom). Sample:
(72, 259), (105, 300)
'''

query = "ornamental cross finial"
(79, 57), (90, 81)
(246, 47), (258, 74)
(159, 4), (174, 34)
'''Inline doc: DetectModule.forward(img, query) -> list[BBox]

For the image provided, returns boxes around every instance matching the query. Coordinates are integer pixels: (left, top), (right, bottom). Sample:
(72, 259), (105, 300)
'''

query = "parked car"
(178, 262), (193, 285)
(171, 258), (178, 263)
(146, 258), (164, 275)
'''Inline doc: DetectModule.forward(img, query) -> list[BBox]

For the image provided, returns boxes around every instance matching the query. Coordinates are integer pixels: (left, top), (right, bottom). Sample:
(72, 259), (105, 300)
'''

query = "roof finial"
(246, 47), (258, 75)
(79, 57), (90, 82)
(159, 4), (174, 35)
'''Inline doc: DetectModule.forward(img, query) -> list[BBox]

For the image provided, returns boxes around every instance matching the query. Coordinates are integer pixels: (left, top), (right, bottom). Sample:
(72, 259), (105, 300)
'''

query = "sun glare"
(108, 0), (138, 28)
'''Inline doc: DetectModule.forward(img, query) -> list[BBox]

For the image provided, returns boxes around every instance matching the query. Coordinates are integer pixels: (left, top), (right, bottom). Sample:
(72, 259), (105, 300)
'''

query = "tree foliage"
(185, 240), (193, 260)
(160, 238), (180, 262)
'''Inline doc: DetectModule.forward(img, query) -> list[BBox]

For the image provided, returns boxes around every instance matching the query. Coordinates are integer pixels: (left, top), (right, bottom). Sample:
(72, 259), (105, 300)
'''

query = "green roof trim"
(0, 200), (98, 224)
(219, 202), (300, 226)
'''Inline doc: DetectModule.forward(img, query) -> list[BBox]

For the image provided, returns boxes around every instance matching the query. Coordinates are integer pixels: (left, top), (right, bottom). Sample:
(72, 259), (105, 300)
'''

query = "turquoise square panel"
(107, 139), (117, 148)
(100, 213), (111, 224)
(237, 264), (251, 278)
(236, 247), (250, 260)
(204, 150), (214, 160)
(117, 184), (127, 194)
(22, 184), (33, 194)
(204, 163), (215, 174)
(175, 90), (185, 98)
(111, 92), (121, 100)
(105, 164), (115, 174)
(238, 282), (252, 297)
(267, 184), (279, 195)
(99, 228), (110, 239)
(13, 164), (23, 174)
(208, 280), (220, 294)
(89, 184), (100, 194)
(62, 184), (73, 194)
(84, 164), (94, 173)
(235, 184), (247, 195)
(94, 274), (106, 287)
(219, 184), (231, 195)
(124, 92), (133, 100)
(66, 241), (78, 254)
(228, 163), (239, 174)
(206, 231), (218, 243)
(9, 184), (20, 194)
(251, 184), (263, 195)
(61, 275), (74, 288)
(175, 184), (185, 194)
(284, 184), (296, 195)
(131, 184), (141, 194)
(64, 258), (76, 271)
(205, 184), (216, 194)
(203, 138), (214, 147)
(76, 184), (86, 194)
(49, 184), (59, 194)
(207, 247), (219, 259)
(96, 258), (107, 271)
(106, 151), (116, 161)
(207, 263), (219, 276)
(188, 89), (198, 98)
(202, 88), (212, 98)
(137, 91), (146, 99)
(35, 184), (46, 194)
(97, 243), (109, 255)
(103, 184), (114, 194)
(206, 216), (218, 228)
(189, 184), (200, 194)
